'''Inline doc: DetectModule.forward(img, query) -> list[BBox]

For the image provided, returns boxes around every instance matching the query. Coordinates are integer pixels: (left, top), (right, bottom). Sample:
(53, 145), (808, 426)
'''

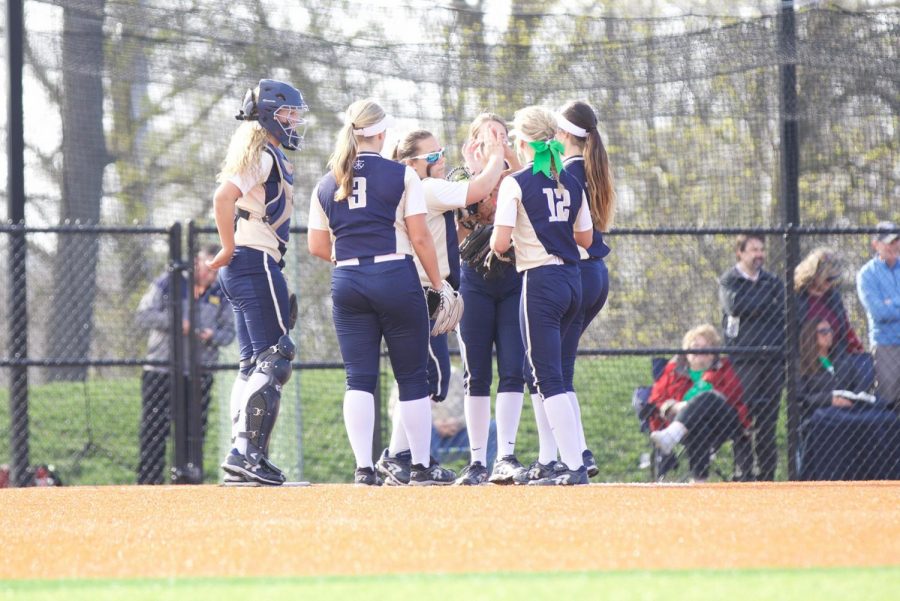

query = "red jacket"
(648, 355), (750, 432)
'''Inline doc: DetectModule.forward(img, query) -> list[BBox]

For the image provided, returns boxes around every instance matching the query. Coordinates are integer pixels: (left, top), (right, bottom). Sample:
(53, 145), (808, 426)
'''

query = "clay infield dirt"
(1, 481), (897, 580)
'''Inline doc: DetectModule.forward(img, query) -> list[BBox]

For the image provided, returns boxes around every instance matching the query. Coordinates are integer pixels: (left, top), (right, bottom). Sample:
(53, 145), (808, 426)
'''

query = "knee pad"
(239, 357), (256, 378)
(239, 335), (295, 455)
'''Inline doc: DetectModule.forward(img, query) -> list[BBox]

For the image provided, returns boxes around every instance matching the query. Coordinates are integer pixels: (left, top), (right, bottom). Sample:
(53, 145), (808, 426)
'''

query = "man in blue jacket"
(857, 221), (900, 408)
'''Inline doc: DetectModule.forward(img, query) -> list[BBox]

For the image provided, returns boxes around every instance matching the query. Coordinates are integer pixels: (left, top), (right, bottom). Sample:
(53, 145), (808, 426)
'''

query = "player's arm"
(307, 183), (333, 262)
(207, 181), (241, 269)
(574, 190), (593, 249)
(490, 176), (519, 254)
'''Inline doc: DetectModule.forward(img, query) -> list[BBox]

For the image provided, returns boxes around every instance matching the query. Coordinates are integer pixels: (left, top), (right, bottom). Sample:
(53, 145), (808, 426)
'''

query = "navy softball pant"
(218, 246), (290, 373)
(332, 258), (430, 401)
(458, 263), (525, 397)
(561, 258), (609, 391)
(520, 263), (582, 399)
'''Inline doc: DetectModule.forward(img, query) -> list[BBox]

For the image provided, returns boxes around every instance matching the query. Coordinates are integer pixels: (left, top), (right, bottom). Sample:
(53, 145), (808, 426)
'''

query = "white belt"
(334, 253), (406, 267)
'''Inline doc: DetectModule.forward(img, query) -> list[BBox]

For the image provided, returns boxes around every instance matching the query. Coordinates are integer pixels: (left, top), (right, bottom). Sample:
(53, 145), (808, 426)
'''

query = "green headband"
(529, 139), (565, 180)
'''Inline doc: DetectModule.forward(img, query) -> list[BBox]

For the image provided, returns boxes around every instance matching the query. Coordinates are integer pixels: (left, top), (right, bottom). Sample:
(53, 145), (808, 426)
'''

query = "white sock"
(531, 393), (558, 464)
(388, 405), (410, 457)
(398, 396), (433, 467)
(495, 391), (524, 458)
(343, 390), (375, 469)
(234, 371), (268, 455)
(465, 395), (491, 465)
(664, 420), (688, 444)
(567, 391), (588, 453)
(229, 375), (247, 445)
(542, 393), (584, 469)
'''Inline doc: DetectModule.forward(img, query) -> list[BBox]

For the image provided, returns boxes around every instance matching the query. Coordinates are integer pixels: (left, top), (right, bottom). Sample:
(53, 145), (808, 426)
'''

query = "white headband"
(352, 114), (394, 137)
(555, 113), (587, 138)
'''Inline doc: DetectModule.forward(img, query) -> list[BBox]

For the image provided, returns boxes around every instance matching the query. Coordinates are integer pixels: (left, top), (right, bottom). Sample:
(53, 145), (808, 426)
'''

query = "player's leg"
(523, 265), (587, 485)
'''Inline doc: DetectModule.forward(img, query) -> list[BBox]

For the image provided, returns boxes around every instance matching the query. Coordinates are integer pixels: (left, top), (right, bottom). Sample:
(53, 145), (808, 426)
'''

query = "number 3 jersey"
(308, 151), (426, 261)
(493, 164), (592, 271)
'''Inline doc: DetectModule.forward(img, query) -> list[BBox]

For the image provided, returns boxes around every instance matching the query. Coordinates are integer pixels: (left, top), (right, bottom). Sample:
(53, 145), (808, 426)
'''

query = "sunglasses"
(816, 327), (833, 335)
(410, 148), (445, 164)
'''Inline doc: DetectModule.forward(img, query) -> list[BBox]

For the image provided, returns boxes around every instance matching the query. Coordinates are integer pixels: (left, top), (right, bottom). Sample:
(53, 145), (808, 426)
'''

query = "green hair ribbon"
(529, 139), (566, 180)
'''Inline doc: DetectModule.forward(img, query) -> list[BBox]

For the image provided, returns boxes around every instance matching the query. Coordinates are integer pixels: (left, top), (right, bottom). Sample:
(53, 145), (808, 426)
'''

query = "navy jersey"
(310, 152), (423, 261)
(494, 164), (592, 271)
(563, 156), (611, 260)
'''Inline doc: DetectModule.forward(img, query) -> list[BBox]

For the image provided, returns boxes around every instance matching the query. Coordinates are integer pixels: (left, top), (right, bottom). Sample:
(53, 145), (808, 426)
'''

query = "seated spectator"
(648, 324), (753, 482)
(795, 248), (864, 357)
(799, 319), (870, 418)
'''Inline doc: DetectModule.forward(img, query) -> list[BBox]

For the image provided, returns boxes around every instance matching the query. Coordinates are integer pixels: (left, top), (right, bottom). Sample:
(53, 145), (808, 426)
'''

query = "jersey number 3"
(543, 188), (570, 222)
(350, 177), (367, 210)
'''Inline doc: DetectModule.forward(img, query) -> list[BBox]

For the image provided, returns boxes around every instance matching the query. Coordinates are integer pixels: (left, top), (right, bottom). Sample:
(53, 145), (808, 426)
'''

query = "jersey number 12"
(543, 188), (570, 222)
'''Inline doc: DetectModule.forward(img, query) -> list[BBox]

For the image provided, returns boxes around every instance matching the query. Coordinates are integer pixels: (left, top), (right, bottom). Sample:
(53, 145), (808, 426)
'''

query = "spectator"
(856, 222), (900, 407)
(0, 464), (9, 488)
(648, 324), (753, 483)
(795, 247), (864, 357)
(797, 319), (867, 419)
(719, 233), (785, 481)
(135, 245), (235, 484)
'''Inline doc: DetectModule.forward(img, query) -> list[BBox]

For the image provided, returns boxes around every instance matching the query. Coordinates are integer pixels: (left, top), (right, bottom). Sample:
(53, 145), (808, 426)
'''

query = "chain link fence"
(2, 1), (899, 485)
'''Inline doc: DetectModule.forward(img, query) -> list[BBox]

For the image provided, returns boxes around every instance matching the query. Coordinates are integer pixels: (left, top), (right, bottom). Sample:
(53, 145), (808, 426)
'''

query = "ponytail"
(560, 100), (616, 231)
(583, 129), (615, 231)
(327, 98), (387, 201)
(328, 122), (359, 201)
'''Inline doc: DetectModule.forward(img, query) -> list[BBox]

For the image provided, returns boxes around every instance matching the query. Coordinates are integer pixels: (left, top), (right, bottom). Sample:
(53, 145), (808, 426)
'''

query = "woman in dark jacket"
(798, 318), (866, 419)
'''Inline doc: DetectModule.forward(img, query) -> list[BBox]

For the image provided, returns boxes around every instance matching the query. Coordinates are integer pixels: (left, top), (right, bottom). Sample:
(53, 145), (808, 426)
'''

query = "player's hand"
(206, 246), (234, 269)
(482, 127), (505, 159)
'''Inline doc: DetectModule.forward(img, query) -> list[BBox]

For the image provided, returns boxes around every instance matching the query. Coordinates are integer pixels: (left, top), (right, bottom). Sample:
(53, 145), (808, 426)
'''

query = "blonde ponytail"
(327, 98), (387, 201)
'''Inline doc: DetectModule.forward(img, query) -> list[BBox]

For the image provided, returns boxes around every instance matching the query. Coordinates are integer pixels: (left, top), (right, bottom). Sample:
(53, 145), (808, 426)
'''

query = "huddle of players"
(213, 79), (613, 487)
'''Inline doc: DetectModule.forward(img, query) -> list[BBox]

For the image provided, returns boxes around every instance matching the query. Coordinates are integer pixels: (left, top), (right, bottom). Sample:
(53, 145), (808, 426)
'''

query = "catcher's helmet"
(236, 79), (309, 151)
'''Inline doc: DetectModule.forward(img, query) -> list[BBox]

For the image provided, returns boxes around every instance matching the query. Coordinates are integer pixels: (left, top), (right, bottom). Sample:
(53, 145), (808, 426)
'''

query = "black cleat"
(454, 461), (488, 486)
(354, 466), (383, 486)
(583, 449), (599, 478)
(409, 460), (456, 486)
(489, 454), (526, 485)
(528, 462), (589, 486)
(221, 450), (285, 486)
(513, 459), (559, 485)
(375, 448), (412, 486)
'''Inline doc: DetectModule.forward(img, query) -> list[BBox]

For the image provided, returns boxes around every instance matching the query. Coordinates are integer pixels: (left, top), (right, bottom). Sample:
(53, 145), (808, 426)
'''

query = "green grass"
(1, 567), (896, 601)
(0, 355), (790, 485)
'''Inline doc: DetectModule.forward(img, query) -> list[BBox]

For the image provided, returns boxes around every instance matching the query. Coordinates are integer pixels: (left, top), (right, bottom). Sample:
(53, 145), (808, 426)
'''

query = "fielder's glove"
(425, 280), (464, 336)
(459, 224), (494, 269)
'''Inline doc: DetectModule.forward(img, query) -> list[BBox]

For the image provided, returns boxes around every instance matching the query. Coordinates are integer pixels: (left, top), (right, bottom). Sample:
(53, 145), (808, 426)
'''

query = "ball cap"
(874, 221), (899, 244)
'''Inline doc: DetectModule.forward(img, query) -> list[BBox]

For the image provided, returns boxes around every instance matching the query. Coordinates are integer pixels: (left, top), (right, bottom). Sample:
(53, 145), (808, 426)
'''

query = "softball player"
(373, 128), (506, 485)
(209, 79), (307, 486)
(520, 101), (616, 483)
(307, 99), (459, 486)
(450, 114), (531, 486)
(491, 106), (594, 486)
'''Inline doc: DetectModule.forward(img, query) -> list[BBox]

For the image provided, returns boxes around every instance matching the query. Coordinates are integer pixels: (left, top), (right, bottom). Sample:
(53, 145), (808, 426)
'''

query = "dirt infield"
(1, 481), (897, 580)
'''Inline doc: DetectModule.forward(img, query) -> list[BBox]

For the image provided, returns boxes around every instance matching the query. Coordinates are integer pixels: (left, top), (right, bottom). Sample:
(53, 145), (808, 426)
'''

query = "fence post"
(779, 0), (801, 480)
(6, 0), (30, 487)
(168, 223), (192, 483)
(183, 221), (204, 483)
